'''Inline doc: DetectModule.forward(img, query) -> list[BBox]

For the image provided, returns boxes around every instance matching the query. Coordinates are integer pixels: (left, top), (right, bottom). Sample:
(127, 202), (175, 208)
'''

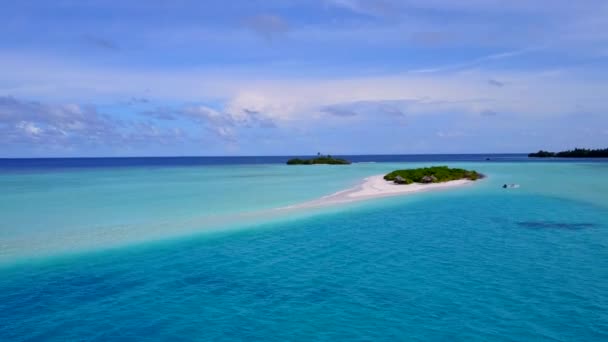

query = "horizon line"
(0, 153), (532, 160)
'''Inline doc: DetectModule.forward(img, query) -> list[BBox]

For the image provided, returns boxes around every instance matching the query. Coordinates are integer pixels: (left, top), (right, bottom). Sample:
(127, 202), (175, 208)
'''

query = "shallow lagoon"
(1, 157), (607, 340)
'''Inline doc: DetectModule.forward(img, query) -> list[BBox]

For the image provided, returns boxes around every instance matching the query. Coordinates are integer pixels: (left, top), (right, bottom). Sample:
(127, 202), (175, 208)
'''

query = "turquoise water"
(1, 160), (607, 340)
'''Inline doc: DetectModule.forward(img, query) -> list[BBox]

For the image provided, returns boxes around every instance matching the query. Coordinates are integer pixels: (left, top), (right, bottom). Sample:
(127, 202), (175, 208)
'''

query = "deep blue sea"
(1, 155), (607, 341)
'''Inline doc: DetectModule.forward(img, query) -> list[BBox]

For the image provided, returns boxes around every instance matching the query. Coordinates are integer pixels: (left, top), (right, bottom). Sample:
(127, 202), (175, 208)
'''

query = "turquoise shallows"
(1, 160), (607, 340)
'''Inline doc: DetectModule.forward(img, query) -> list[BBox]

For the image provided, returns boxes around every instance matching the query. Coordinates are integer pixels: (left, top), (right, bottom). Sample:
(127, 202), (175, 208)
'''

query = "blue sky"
(1, 0), (607, 157)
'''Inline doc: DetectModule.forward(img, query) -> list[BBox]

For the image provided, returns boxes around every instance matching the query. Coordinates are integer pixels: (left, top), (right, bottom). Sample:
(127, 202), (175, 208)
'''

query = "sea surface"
(1, 155), (607, 341)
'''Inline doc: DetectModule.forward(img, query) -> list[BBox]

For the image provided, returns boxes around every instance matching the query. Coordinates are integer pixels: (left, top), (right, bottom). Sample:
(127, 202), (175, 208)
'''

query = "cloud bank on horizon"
(1, 0), (607, 157)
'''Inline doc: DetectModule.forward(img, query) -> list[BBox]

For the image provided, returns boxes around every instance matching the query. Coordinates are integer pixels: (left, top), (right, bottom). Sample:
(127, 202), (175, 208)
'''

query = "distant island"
(384, 166), (482, 184)
(529, 148), (608, 158)
(287, 154), (351, 165)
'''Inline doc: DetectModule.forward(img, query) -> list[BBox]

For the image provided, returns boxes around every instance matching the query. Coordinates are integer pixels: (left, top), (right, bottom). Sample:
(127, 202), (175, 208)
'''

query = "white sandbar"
(283, 175), (473, 209)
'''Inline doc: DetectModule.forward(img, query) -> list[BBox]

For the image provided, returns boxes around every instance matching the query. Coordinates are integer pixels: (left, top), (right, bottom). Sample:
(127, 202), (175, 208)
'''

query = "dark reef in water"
(517, 221), (597, 230)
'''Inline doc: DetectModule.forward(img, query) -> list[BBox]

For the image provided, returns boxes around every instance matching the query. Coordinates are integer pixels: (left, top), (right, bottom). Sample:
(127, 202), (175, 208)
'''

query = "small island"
(287, 166), (483, 209)
(384, 166), (482, 184)
(287, 154), (351, 165)
(529, 148), (608, 158)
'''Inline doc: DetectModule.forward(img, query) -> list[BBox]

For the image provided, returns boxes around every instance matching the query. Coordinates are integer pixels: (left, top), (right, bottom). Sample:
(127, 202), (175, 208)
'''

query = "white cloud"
(2, 51), (607, 123)
(436, 130), (467, 138)
(0, 96), (188, 149)
(16, 121), (43, 136)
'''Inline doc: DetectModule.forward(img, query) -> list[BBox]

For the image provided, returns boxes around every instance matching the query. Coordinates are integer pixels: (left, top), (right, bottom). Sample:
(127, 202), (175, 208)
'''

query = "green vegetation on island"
(528, 148), (608, 158)
(528, 150), (555, 158)
(384, 166), (482, 184)
(286, 154), (351, 165)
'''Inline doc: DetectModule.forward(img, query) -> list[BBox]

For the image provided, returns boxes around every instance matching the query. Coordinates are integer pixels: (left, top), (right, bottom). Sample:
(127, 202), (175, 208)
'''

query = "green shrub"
(384, 166), (481, 183)
(287, 156), (351, 165)
(529, 148), (608, 158)
(528, 150), (555, 157)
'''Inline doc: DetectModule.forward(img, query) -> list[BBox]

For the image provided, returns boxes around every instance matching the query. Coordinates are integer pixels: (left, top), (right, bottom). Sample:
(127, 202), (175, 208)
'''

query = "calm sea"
(1, 155), (607, 341)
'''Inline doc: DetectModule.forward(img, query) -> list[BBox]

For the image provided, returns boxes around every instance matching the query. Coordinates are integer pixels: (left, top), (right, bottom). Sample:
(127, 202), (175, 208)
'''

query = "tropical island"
(528, 148), (608, 158)
(286, 166), (483, 209)
(384, 166), (482, 184)
(286, 154), (351, 165)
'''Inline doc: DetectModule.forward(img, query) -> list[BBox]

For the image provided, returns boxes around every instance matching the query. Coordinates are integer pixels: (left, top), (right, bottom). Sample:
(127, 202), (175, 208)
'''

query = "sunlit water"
(1, 157), (607, 341)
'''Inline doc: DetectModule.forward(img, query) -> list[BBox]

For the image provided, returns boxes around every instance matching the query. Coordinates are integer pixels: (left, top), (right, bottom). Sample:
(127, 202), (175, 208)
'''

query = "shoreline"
(281, 174), (474, 210)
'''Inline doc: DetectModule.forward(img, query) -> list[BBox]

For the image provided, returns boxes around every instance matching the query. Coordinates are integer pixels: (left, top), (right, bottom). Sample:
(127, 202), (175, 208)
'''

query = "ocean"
(1, 155), (607, 341)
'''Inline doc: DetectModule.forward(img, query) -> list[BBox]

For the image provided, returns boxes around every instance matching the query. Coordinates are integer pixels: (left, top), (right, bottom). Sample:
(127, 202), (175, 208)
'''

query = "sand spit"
(282, 175), (473, 210)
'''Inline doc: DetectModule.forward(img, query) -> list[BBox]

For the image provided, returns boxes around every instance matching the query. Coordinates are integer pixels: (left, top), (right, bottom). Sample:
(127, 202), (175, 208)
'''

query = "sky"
(1, 0), (608, 157)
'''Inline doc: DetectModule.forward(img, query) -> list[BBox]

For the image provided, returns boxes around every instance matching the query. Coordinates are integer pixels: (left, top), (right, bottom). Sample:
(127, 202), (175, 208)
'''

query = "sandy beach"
(283, 174), (473, 209)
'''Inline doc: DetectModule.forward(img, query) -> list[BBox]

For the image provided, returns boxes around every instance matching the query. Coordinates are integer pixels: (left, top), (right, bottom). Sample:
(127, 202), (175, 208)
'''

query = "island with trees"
(384, 166), (482, 184)
(286, 154), (351, 165)
(528, 148), (608, 158)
